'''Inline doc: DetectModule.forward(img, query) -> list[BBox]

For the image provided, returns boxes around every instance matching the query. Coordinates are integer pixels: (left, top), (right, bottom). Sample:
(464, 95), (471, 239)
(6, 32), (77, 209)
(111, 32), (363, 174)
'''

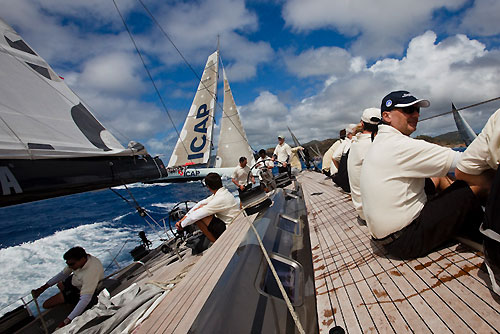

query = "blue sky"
(3, 0), (500, 158)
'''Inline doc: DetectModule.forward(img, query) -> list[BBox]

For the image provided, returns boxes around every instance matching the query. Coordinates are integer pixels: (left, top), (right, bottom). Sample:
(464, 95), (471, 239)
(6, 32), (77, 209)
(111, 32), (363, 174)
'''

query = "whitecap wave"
(111, 182), (172, 190)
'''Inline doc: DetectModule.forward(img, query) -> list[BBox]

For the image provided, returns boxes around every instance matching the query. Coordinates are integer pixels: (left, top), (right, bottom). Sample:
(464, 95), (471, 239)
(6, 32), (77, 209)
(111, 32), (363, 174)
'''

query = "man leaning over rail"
(31, 246), (104, 328)
(360, 90), (484, 259)
(175, 173), (239, 243)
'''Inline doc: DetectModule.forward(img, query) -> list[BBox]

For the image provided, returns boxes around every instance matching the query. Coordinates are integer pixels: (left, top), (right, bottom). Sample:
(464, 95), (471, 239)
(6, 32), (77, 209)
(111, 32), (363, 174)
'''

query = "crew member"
(176, 173), (239, 242)
(272, 135), (292, 175)
(360, 90), (483, 259)
(32, 247), (104, 328)
(347, 107), (380, 224)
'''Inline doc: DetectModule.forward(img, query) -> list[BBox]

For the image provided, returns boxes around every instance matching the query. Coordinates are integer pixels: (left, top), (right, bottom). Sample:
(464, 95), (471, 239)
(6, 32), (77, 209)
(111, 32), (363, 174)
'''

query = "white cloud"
(281, 0), (467, 58)
(283, 46), (365, 78)
(242, 31), (500, 147)
(459, 0), (500, 36)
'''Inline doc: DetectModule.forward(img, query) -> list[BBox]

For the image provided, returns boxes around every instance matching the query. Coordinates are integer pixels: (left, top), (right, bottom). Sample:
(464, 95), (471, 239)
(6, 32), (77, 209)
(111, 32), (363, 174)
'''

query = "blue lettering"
(190, 135), (206, 153)
(196, 104), (208, 118)
(188, 153), (204, 160)
(194, 117), (208, 134)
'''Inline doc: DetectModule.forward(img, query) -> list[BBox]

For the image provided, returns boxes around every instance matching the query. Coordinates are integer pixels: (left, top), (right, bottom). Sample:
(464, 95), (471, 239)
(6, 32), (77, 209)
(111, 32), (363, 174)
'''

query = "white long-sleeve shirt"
(181, 187), (239, 227)
(360, 125), (460, 239)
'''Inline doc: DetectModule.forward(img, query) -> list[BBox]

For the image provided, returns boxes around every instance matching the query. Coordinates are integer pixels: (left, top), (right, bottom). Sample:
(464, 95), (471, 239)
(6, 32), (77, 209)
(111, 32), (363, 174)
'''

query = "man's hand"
(57, 318), (71, 328)
(239, 185), (245, 191)
(31, 284), (48, 299)
(282, 162), (287, 167)
(175, 221), (183, 231)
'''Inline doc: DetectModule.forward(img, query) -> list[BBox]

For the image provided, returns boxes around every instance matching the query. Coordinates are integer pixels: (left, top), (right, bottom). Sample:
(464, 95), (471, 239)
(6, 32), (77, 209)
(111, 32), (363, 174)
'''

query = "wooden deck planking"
(137, 212), (256, 334)
(298, 171), (500, 334)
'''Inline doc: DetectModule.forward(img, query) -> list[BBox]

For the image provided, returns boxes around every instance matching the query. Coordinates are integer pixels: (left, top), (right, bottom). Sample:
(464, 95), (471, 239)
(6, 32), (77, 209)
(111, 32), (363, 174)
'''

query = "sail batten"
(168, 51), (219, 167)
(215, 69), (254, 168)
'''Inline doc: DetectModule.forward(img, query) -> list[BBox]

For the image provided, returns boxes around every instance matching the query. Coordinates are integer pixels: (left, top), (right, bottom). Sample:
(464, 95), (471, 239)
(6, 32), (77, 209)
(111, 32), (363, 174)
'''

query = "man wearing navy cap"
(360, 91), (483, 258)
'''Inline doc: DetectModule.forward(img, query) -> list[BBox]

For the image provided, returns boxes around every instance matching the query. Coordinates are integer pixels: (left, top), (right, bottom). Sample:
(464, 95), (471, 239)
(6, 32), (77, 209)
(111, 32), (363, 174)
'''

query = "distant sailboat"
(159, 50), (255, 182)
(0, 19), (166, 206)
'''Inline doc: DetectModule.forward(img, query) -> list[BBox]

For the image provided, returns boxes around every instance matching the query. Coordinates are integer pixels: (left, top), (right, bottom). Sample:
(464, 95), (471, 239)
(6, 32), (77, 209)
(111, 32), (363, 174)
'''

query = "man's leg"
(195, 216), (217, 242)
(42, 292), (65, 309)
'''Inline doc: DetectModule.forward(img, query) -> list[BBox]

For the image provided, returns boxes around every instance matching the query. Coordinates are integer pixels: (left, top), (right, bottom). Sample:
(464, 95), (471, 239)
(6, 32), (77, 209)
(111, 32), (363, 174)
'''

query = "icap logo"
(386, 100), (392, 107)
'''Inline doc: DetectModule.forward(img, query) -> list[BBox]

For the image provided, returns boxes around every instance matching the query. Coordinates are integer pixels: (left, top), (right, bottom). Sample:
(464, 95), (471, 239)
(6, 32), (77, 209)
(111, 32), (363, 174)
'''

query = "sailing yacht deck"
(298, 170), (500, 334)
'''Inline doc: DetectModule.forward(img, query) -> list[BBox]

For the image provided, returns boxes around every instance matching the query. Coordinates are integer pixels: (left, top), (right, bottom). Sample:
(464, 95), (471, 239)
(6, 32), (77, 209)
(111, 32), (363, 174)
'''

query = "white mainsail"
(168, 51), (219, 167)
(0, 18), (143, 159)
(215, 69), (255, 168)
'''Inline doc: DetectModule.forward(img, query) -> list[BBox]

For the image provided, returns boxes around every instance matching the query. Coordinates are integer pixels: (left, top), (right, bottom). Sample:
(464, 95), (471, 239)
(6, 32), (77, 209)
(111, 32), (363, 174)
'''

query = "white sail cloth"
(215, 69), (255, 168)
(168, 51), (218, 167)
(0, 19), (146, 160)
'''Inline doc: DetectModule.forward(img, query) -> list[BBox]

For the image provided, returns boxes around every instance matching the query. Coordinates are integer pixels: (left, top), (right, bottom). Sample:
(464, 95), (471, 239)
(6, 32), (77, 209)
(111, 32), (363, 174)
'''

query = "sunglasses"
(398, 106), (420, 114)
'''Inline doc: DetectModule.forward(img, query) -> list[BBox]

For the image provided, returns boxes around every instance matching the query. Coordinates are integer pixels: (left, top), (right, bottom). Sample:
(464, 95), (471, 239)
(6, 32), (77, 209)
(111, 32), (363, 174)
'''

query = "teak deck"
(136, 212), (256, 334)
(298, 171), (500, 334)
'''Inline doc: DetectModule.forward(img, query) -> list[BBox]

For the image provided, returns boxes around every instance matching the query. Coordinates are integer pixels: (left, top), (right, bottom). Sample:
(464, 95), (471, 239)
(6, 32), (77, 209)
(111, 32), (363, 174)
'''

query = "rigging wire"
(135, 0), (256, 154)
(419, 96), (500, 122)
(112, 0), (192, 164)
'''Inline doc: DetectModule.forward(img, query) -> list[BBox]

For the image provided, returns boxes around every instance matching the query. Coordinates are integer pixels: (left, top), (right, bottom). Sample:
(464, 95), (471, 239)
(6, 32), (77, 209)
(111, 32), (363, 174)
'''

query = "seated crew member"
(332, 124), (358, 192)
(322, 129), (346, 176)
(347, 107), (380, 224)
(232, 156), (256, 197)
(272, 135), (292, 176)
(290, 146), (304, 176)
(360, 90), (484, 259)
(256, 149), (276, 192)
(455, 108), (499, 294)
(31, 246), (104, 328)
(175, 173), (239, 243)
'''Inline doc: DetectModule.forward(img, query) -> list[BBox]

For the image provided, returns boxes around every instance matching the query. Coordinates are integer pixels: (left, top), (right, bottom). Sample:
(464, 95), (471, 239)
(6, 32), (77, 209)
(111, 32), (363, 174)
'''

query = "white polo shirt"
(62, 254), (104, 296)
(322, 141), (339, 171)
(232, 164), (251, 186)
(332, 138), (351, 162)
(256, 157), (273, 180)
(181, 187), (239, 227)
(273, 142), (292, 163)
(457, 108), (500, 174)
(360, 125), (459, 239)
(347, 133), (373, 220)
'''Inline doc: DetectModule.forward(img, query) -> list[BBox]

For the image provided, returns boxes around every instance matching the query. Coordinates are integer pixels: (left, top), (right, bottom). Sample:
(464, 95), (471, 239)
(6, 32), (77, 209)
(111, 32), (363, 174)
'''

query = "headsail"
(215, 69), (255, 168)
(0, 18), (165, 206)
(452, 103), (477, 146)
(168, 51), (219, 167)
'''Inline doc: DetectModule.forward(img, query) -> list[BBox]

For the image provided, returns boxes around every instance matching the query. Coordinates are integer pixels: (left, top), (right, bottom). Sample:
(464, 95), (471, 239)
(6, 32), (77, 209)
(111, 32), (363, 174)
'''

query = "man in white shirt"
(232, 156), (256, 197)
(176, 173), (239, 242)
(347, 108), (380, 224)
(32, 247), (104, 328)
(456, 108), (500, 294)
(322, 129), (346, 176)
(332, 124), (358, 192)
(360, 90), (483, 259)
(272, 135), (292, 175)
(290, 146), (304, 175)
(256, 149), (275, 192)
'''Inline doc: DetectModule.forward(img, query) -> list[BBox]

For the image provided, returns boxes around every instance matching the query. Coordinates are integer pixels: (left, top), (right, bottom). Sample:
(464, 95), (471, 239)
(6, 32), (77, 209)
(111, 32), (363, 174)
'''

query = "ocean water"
(0, 179), (239, 316)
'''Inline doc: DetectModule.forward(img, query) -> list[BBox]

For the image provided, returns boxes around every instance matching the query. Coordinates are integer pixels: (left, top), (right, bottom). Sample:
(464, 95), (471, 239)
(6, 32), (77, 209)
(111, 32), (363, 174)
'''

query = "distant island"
(265, 131), (466, 157)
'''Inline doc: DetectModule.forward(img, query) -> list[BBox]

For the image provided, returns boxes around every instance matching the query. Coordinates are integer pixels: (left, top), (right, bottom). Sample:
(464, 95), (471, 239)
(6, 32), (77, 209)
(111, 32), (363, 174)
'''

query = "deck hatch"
(277, 214), (301, 235)
(257, 254), (304, 306)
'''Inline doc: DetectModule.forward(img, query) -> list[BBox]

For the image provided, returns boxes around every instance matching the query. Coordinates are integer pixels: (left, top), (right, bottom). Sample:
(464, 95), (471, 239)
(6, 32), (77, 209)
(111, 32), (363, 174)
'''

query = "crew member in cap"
(272, 135), (292, 175)
(332, 124), (357, 192)
(347, 108), (380, 224)
(360, 91), (483, 259)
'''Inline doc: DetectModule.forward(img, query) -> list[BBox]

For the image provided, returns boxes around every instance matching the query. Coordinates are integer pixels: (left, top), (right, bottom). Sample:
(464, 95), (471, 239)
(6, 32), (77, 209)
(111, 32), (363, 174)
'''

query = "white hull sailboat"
(155, 50), (256, 183)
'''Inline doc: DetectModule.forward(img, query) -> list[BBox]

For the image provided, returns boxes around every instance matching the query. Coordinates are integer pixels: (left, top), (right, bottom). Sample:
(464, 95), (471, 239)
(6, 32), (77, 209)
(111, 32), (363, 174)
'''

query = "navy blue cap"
(381, 90), (430, 113)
